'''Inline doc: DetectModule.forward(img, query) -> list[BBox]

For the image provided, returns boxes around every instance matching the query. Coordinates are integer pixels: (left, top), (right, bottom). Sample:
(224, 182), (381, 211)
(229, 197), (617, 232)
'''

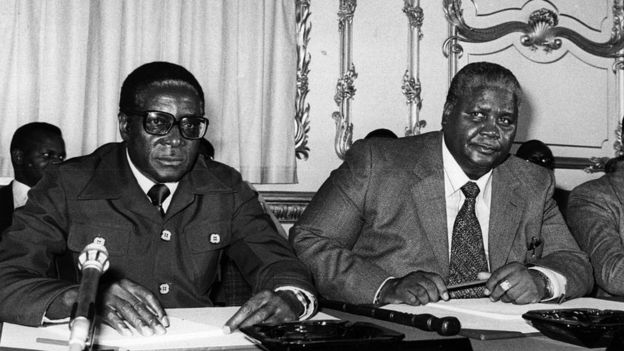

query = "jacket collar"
(78, 143), (231, 200)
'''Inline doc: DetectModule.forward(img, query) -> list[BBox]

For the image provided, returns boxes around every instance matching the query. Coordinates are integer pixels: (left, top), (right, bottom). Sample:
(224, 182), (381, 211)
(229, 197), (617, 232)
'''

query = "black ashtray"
(522, 308), (624, 348)
(240, 319), (405, 351)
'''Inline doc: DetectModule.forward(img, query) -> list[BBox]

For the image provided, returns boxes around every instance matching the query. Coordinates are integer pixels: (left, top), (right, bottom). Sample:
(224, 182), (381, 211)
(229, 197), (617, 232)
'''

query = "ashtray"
(240, 319), (405, 351)
(522, 308), (624, 348)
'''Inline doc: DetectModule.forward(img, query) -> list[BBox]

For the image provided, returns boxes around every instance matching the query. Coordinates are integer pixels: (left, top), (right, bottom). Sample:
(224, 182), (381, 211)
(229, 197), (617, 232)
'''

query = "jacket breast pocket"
(67, 222), (130, 257)
(184, 220), (231, 253)
(184, 221), (231, 287)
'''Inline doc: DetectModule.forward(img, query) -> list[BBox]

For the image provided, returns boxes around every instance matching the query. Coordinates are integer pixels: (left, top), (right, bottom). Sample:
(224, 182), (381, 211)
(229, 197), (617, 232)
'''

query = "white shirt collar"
(12, 180), (30, 208)
(441, 136), (492, 200)
(126, 150), (178, 211)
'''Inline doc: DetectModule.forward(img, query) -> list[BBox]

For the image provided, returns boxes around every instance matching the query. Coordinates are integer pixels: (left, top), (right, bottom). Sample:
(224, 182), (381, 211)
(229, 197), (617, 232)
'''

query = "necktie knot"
(461, 182), (480, 199)
(147, 184), (170, 215)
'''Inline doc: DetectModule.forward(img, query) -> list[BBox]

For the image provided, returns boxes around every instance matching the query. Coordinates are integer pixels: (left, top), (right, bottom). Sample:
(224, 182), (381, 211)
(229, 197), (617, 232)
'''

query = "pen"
(447, 279), (487, 291)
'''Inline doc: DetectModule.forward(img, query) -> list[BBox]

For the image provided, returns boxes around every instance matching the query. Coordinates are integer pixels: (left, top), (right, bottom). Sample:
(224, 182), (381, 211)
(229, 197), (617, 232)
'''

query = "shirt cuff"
(373, 277), (395, 304)
(42, 316), (70, 324)
(275, 286), (317, 320)
(529, 266), (566, 302)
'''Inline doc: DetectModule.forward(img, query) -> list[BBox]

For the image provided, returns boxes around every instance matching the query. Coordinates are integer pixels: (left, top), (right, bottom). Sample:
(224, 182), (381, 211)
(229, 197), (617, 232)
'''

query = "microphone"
(68, 238), (110, 351)
(321, 299), (461, 336)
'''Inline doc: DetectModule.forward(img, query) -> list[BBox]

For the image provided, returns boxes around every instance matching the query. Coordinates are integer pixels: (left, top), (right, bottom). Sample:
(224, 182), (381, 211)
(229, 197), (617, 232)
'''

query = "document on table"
(381, 297), (624, 335)
(0, 307), (336, 351)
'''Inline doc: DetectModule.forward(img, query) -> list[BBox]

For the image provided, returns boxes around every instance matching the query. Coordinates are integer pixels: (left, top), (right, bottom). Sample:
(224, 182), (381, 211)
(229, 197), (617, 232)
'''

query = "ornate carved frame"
(443, 0), (624, 172)
(403, 0), (426, 136)
(332, 0), (358, 159)
(330, 1), (428, 158)
(260, 191), (315, 223)
(295, 0), (312, 160)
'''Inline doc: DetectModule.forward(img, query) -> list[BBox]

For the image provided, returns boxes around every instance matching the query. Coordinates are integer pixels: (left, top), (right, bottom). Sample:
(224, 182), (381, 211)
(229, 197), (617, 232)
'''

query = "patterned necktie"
(448, 181), (488, 298)
(147, 183), (170, 217)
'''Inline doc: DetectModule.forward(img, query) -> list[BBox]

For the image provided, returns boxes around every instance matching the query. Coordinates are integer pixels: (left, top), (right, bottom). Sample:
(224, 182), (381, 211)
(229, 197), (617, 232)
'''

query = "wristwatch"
(531, 270), (553, 300)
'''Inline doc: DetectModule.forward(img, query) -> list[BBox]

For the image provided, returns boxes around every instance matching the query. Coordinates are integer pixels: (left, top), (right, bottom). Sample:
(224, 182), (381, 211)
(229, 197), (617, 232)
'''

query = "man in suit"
(290, 62), (592, 306)
(0, 62), (316, 335)
(0, 122), (66, 233)
(567, 144), (624, 297)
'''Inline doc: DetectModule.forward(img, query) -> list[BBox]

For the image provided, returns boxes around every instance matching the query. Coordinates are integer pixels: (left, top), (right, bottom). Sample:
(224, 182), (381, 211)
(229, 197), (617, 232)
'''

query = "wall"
(256, 0), (616, 195)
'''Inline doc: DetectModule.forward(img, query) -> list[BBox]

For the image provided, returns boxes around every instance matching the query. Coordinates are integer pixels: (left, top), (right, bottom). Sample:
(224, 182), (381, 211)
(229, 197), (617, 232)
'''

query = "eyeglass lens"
(144, 112), (207, 139)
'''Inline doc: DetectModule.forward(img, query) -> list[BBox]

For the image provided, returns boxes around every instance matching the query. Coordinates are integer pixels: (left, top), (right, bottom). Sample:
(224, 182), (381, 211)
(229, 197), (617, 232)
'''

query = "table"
(324, 308), (602, 351)
(0, 309), (608, 351)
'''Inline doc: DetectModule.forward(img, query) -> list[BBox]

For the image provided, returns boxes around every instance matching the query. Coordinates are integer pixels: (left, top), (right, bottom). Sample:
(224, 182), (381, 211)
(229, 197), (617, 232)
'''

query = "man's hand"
(224, 290), (302, 333)
(378, 271), (449, 305)
(484, 262), (546, 304)
(99, 279), (169, 336)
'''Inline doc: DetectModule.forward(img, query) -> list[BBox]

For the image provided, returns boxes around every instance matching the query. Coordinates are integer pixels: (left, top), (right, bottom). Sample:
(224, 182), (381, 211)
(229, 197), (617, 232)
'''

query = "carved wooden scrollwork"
(260, 191), (315, 223)
(402, 0), (426, 136)
(443, 0), (624, 173)
(295, 0), (311, 160)
(443, 0), (624, 57)
(332, 0), (357, 159)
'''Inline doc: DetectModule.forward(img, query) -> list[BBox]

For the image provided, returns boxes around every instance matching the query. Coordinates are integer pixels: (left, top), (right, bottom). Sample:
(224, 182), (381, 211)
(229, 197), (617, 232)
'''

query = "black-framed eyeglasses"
(123, 110), (209, 140)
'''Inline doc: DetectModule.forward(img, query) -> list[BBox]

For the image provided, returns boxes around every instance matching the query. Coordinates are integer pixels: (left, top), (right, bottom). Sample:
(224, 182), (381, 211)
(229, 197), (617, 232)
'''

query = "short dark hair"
(445, 62), (522, 109)
(119, 61), (205, 113)
(10, 122), (62, 153)
(365, 128), (398, 139)
(516, 139), (555, 170)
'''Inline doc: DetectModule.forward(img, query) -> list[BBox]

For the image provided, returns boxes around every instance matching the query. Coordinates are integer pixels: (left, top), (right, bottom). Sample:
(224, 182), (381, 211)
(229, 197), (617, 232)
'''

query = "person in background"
(515, 139), (570, 219)
(567, 118), (624, 297)
(291, 62), (592, 306)
(0, 122), (66, 233)
(365, 128), (398, 139)
(0, 61), (316, 335)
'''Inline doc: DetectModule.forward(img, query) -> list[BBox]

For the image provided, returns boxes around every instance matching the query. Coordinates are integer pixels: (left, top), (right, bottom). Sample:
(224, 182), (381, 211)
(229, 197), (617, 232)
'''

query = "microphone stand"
(68, 239), (110, 351)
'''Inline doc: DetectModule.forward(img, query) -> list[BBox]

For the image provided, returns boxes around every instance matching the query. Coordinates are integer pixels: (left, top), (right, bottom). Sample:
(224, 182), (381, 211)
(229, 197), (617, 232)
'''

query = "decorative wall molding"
(260, 191), (315, 223)
(332, 0), (357, 159)
(443, 0), (624, 57)
(443, 0), (624, 172)
(295, 0), (311, 160)
(402, 0), (426, 136)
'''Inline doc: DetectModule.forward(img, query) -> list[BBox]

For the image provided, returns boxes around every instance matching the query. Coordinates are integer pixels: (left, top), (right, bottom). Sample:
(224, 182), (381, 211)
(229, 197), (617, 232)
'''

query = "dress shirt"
(12, 180), (30, 209)
(442, 139), (492, 267)
(441, 138), (566, 300)
(127, 152), (178, 212)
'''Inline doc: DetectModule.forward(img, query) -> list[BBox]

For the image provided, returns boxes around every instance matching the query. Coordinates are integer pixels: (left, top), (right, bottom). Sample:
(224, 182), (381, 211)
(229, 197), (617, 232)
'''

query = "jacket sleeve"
(226, 176), (316, 297)
(0, 167), (76, 326)
(289, 141), (393, 304)
(567, 179), (623, 296)
(530, 172), (593, 299)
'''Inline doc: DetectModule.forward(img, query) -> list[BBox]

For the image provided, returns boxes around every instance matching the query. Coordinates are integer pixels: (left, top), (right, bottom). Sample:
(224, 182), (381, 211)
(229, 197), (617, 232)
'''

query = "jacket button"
(161, 230), (172, 241)
(210, 233), (220, 244)
(159, 283), (170, 295)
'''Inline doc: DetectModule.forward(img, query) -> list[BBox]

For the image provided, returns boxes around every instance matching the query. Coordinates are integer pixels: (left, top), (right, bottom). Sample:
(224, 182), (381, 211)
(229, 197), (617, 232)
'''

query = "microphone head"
(78, 238), (110, 273)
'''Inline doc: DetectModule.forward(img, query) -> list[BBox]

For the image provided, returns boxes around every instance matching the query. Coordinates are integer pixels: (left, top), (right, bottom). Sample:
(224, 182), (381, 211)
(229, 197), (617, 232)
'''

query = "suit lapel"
(410, 133), (449, 276)
(488, 161), (525, 271)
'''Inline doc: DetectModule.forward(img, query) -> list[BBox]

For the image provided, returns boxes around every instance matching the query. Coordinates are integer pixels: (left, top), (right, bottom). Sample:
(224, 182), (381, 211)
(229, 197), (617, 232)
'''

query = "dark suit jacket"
(0, 142), (315, 326)
(0, 182), (14, 234)
(568, 165), (624, 297)
(290, 131), (593, 304)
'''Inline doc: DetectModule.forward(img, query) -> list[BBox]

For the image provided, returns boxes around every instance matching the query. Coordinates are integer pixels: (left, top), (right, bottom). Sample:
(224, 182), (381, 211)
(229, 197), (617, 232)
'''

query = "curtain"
(0, 0), (297, 183)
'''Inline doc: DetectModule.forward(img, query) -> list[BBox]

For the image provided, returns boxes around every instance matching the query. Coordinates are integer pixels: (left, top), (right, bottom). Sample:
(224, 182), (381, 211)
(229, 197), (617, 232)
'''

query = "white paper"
(381, 297), (624, 334)
(0, 307), (336, 351)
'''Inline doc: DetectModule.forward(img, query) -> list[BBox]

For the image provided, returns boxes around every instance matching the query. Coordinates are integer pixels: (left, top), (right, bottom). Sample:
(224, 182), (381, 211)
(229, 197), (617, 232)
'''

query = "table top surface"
(0, 308), (608, 351)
